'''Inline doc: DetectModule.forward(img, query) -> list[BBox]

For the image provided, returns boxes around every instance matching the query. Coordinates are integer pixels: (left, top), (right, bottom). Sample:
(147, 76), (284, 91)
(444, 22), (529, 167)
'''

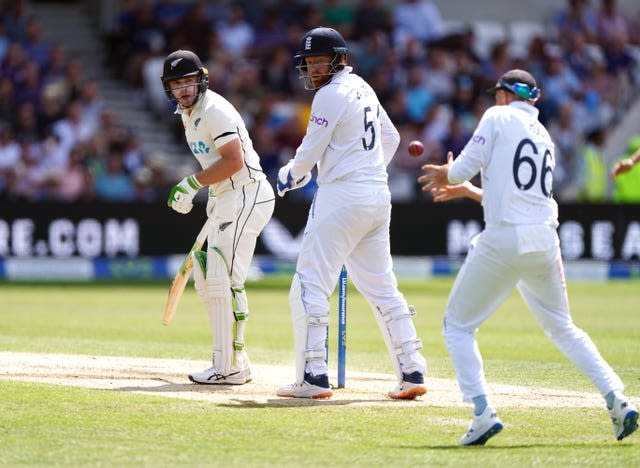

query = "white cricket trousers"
(296, 183), (426, 377)
(208, 179), (275, 296)
(443, 225), (624, 402)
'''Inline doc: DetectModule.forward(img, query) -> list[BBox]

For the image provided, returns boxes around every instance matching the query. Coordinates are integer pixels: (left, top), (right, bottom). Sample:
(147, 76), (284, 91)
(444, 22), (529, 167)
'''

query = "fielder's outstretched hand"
(168, 175), (203, 214)
(418, 151), (453, 192)
(430, 181), (483, 203)
(277, 159), (311, 197)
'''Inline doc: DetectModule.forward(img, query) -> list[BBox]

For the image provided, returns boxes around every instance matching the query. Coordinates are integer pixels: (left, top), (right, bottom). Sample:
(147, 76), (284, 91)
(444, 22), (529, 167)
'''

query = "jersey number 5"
(513, 138), (554, 198)
(362, 106), (377, 151)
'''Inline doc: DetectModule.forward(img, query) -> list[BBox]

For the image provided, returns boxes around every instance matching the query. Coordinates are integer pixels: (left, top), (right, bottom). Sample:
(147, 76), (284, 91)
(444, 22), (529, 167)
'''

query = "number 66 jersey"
(449, 101), (559, 228)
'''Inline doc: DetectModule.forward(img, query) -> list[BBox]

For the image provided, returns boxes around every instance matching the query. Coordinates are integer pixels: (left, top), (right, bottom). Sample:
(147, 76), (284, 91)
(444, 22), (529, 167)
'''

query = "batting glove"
(277, 160), (311, 197)
(168, 175), (203, 214)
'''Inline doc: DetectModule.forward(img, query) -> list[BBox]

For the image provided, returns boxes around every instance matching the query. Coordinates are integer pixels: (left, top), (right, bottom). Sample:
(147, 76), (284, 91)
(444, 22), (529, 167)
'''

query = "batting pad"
(193, 248), (234, 375)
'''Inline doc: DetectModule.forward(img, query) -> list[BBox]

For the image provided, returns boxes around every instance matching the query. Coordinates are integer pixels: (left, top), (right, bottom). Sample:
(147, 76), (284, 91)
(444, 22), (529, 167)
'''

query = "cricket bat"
(162, 219), (210, 325)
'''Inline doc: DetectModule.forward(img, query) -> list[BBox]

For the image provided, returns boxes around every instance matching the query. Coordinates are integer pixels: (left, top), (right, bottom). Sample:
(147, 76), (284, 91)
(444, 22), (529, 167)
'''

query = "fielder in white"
(420, 69), (638, 445)
(276, 27), (427, 400)
(162, 50), (275, 385)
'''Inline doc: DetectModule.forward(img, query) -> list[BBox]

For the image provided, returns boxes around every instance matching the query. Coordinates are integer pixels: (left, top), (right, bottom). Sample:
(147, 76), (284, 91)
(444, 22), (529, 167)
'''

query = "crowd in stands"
(2, 0), (640, 203)
(0, 0), (169, 202)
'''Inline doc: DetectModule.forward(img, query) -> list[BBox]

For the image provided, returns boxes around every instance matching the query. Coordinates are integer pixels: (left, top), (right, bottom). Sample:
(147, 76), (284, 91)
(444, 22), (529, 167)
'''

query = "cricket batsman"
(161, 49), (275, 384)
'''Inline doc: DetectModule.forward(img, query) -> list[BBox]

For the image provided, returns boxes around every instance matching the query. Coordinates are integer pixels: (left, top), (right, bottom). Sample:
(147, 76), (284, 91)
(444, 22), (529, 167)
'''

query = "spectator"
(351, 29), (391, 79)
(123, 2), (166, 90)
(52, 99), (95, 155)
(52, 143), (93, 202)
(554, 0), (598, 49)
(0, 41), (27, 83)
(21, 17), (50, 68)
(596, 0), (630, 48)
(539, 50), (582, 122)
(41, 43), (68, 88)
(14, 59), (42, 108)
(547, 102), (583, 200)
(259, 46), (296, 95)
(478, 41), (513, 90)
(38, 83), (66, 130)
(0, 21), (9, 62)
(0, 123), (20, 194)
(565, 31), (601, 79)
(121, 131), (146, 174)
(0, 77), (15, 124)
(423, 47), (456, 101)
(215, 3), (255, 58)
(352, 0), (392, 42)
(152, 0), (187, 33)
(574, 127), (608, 202)
(60, 58), (87, 103)
(93, 144), (134, 201)
(392, 0), (445, 49)
(168, 1), (213, 61)
(321, 0), (354, 37)
(79, 80), (105, 130)
(13, 101), (41, 143)
(404, 63), (435, 123)
(3, 0), (29, 41)
(39, 130), (68, 173)
(10, 141), (52, 201)
(131, 165), (157, 202)
(252, 7), (287, 56)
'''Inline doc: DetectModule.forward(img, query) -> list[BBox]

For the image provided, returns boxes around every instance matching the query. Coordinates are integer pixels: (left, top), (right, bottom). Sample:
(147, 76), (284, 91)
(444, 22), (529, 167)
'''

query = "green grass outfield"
(1, 277), (638, 466)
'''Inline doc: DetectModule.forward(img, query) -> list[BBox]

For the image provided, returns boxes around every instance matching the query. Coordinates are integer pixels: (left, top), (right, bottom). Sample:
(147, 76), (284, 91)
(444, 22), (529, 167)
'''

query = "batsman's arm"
(162, 218), (210, 325)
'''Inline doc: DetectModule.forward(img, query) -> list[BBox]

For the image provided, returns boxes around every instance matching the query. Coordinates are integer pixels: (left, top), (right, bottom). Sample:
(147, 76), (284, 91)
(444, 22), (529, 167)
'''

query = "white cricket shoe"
(188, 366), (251, 385)
(460, 406), (503, 446)
(277, 373), (333, 399)
(609, 395), (639, 441)
(388, 381), (427, 400)
(388, 371), (427, 400)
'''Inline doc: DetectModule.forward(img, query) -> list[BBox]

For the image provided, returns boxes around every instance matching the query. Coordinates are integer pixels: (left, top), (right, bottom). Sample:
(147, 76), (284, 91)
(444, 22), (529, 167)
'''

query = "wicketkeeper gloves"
(168, 174), (203, 214)
(277, 159), (311, 197)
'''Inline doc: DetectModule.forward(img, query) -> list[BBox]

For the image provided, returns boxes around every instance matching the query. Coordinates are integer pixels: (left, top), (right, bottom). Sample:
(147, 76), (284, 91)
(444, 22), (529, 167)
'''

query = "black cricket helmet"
(161, 49), (209, 103)
(294, 27), (348, 90)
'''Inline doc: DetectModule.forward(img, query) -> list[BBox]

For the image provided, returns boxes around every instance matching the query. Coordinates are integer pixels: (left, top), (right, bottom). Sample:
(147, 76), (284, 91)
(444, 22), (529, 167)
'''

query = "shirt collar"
(509, 100), (539, 118)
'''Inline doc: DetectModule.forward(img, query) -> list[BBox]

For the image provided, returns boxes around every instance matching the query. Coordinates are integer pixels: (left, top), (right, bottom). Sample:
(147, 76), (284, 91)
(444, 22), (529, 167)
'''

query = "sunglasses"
(497, 80), (541, 100)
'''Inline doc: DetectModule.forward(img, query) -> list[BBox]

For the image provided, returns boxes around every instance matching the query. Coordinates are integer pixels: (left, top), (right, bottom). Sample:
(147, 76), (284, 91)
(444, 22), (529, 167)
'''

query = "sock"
(472, 395), (488, 416)
(605, 390), (623, 410)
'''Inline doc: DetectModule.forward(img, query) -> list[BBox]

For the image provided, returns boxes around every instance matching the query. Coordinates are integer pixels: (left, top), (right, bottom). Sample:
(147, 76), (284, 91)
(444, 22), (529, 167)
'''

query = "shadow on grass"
(115, 380), (420, 408)
(401, 442), (635, 450)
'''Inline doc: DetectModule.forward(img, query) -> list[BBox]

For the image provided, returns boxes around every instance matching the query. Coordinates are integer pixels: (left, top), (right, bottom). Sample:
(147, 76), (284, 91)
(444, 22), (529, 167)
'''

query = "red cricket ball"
(408, 140), (424, 157)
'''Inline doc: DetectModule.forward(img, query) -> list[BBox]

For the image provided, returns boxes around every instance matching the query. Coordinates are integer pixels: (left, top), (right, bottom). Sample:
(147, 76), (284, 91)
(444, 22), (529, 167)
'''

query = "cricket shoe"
(460, 406), (503, 446)
(188, 365), (252, 385)
(277, 372), (333, 399)
(609, 395), (639, 441)
(388, 371), (427, 400)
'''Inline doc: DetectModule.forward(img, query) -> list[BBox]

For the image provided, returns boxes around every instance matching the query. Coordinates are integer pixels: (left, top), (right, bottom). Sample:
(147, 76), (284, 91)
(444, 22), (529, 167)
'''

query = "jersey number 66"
(513, 138), (554, 198)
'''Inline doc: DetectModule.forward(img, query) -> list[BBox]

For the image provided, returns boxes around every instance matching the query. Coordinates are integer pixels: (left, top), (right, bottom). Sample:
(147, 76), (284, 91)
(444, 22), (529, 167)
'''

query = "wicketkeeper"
(276, 27), (427, 400)
(161, 49), (275, 384)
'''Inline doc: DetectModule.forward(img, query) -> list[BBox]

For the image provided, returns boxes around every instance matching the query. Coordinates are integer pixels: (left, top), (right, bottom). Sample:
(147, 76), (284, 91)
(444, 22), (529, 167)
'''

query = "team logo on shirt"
(310, 114), (328, 127)
(472, 135), (486, 144)
(194, 118), (201, 129)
